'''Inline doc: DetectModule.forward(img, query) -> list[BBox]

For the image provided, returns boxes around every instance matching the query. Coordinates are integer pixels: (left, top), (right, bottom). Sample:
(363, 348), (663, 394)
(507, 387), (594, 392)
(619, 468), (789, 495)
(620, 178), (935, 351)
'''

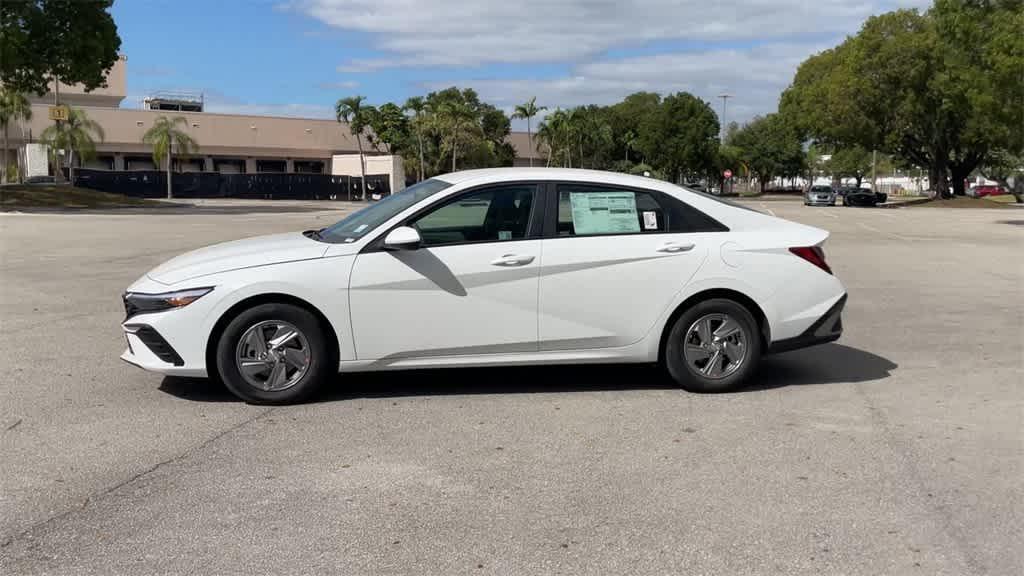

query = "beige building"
(3, 56), (543, 178)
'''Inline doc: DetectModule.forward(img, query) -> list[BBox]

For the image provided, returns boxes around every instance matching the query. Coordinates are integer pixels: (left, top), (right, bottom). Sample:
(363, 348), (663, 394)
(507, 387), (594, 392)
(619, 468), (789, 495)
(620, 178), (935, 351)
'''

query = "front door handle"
(656, 242), (695, 253)
(490, 254), (535, 266)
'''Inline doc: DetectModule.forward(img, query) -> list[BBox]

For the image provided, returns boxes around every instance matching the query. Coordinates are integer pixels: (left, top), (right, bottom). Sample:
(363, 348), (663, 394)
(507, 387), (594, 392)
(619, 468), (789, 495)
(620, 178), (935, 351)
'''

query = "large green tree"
(0, 87), (32, 183)
(0, 0), (121, 97)
(730, 114), (805, 193)
(637, 92), (719, 183)
(364, 102), (409, 155)
(142, 116), (199, 199)
(825, 146), (872, 188)
(781, 0), (1023, 198)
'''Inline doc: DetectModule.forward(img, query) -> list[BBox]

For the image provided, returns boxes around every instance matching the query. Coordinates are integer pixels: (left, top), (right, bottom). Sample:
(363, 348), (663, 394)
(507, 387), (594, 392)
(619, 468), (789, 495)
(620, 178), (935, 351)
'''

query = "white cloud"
(434, 42), (829, 126)
(294, 0), (931, 120)
(297, 0), (930, 70)
(317, 80), (360, 90)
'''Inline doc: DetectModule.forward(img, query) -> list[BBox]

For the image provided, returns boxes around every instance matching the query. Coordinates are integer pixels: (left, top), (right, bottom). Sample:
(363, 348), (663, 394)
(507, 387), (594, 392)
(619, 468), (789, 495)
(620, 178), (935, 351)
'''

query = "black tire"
(663, 298), (762, 393)
(216, 303), (331, 404)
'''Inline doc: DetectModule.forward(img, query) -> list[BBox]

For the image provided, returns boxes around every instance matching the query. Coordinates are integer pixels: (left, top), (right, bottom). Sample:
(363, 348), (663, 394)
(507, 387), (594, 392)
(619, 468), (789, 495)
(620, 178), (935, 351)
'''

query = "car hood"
(147, 232), (328, 285)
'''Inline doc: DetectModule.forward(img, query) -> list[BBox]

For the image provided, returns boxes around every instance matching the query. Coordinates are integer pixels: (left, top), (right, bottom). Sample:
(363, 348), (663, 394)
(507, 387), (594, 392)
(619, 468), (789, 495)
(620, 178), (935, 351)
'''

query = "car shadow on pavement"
(158, 343), (896, 403)
(739, 343), (897, 392)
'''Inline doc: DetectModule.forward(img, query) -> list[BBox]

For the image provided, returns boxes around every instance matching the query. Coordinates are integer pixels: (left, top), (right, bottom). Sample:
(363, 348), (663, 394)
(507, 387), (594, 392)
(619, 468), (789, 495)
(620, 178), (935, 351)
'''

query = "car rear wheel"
(215, 303), (331, 404)
(664, 298), (761, 393)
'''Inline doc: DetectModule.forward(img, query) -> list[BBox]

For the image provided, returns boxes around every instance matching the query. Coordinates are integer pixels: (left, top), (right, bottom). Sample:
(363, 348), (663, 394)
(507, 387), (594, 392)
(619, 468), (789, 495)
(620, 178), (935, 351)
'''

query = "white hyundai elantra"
(121, 168), (846, 404)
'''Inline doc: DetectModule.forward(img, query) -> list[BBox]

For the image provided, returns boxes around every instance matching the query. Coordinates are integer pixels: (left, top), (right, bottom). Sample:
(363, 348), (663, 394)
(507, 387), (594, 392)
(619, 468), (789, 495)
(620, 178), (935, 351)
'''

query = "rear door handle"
(490, 254), (535, 266)
(656, 242), (695, 253)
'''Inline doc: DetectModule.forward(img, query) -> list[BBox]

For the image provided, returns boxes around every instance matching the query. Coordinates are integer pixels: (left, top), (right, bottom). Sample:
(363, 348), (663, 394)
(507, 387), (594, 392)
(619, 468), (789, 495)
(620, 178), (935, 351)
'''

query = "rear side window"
(556, 184), (726, 237)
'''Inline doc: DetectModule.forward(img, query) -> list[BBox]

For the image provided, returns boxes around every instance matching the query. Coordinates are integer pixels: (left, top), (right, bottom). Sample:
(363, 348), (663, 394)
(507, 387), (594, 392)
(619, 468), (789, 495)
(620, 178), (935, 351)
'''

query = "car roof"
(430, 167), (815, 236)
(435, 167), (673, 188)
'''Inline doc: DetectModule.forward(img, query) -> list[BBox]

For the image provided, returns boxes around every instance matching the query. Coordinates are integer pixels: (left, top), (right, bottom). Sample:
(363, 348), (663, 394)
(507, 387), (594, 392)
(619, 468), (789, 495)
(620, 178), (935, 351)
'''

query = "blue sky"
(113, 0), (928, 127)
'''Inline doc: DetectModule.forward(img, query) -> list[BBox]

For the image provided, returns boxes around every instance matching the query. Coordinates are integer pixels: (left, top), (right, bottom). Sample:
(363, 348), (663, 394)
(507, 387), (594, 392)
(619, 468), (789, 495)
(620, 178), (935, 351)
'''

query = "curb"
(878, 197), (932, 208)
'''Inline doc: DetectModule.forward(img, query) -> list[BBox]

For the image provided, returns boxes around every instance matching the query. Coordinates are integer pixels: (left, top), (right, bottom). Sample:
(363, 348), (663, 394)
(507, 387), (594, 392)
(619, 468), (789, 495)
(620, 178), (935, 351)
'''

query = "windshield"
(811, 186), (832, 193)
(319, 178), (453, 242)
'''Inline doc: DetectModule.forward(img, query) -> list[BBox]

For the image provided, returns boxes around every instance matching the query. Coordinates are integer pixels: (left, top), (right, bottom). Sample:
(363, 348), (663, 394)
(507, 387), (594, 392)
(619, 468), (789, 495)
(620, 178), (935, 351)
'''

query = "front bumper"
(120, 275), (216, 377)
(768, 293), (846, 354)
(121, 324), (205, 377)
(805, 196), (835, 205)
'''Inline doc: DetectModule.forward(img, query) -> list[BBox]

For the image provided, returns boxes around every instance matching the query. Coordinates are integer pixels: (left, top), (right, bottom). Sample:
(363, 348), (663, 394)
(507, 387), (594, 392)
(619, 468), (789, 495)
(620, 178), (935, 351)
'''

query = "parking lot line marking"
(759, 203), (776, 216)
(858, 222), (910, 241)
(820, 211), (839, 219)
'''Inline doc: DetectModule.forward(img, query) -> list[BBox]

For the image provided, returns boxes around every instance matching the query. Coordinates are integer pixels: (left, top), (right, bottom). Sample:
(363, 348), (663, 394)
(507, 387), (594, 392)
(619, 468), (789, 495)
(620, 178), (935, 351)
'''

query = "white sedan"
(121, 168), (846, 404)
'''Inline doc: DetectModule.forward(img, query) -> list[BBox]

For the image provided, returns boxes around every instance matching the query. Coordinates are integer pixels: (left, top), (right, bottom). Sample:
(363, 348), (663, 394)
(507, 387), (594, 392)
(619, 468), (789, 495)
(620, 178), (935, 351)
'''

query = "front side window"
(319, 178), (452, 243)
(411, 184), (537, 247)
(556, 184), (726, 236)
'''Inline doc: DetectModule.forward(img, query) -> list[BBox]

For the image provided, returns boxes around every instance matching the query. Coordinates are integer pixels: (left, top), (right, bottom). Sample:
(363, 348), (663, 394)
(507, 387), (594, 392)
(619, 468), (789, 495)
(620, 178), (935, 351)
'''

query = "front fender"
(194, 255), (357, 367)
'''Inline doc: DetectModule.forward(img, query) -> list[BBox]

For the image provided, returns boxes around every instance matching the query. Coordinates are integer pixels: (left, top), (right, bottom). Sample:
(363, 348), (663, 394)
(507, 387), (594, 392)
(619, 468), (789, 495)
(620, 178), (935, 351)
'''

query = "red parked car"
(967, 185), (1007, 198)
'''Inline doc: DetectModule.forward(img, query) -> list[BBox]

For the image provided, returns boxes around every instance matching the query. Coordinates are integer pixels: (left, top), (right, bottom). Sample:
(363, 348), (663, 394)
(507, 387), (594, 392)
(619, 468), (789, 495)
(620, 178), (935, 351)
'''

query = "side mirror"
(383, 226), (422, 250)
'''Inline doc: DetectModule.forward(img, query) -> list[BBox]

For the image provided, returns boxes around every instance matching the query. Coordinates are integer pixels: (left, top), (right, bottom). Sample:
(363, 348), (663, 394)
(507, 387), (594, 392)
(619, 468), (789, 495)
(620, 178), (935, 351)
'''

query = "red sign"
(723, 169), (733, 179)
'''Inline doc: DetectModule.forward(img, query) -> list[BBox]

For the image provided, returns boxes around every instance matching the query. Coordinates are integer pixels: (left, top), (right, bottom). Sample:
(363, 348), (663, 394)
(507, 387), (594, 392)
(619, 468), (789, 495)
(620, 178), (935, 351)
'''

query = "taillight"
(789, 246), (832, 275)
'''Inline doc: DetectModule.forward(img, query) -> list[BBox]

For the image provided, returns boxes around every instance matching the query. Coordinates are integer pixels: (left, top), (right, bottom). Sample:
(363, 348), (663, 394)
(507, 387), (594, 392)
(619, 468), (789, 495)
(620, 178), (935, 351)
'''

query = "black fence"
(72, 169), (391, 200)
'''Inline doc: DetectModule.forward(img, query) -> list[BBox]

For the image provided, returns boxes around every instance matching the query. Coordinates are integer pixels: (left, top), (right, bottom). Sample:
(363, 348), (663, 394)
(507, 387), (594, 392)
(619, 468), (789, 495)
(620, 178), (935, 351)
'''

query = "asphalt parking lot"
(1, 199), (1021, 575)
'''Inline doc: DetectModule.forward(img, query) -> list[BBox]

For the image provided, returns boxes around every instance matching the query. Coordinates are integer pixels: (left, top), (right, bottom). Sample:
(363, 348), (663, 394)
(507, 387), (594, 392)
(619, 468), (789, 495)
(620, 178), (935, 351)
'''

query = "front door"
(539, 183), (722, 350)
(349, 183), (543, 360)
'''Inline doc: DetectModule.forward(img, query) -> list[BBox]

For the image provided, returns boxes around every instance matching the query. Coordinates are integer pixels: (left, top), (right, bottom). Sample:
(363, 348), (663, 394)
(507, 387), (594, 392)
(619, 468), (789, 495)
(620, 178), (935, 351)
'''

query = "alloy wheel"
(235, 320), (311, 391)
(682, 313), (748, 380)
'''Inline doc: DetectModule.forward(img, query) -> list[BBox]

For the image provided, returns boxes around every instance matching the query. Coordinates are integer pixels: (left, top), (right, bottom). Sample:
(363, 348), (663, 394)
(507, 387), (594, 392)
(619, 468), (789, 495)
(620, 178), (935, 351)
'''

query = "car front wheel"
(664, 298), (762, 393)
(215, 303), (331, 404)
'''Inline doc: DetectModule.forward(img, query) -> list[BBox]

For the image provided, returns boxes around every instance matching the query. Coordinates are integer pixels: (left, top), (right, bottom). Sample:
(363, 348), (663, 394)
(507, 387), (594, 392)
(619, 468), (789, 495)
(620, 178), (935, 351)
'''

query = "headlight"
(123, 287), (213, 319)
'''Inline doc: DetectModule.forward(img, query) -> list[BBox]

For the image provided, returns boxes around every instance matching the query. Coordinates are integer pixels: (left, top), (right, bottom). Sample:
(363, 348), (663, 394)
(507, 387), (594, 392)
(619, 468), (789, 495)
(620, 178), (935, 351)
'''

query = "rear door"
(538, 182), (726, 350)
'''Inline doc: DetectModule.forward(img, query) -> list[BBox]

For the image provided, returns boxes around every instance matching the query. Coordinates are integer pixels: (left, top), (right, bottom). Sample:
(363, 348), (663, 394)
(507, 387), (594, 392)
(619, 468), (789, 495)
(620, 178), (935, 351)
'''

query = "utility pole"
(871, 148), (877, 191)
(718, 93), (732, 141)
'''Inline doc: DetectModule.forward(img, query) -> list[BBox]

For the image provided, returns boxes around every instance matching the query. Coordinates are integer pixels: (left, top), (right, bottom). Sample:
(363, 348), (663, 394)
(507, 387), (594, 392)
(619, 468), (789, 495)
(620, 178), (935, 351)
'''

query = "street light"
(718, 93), (732, 140)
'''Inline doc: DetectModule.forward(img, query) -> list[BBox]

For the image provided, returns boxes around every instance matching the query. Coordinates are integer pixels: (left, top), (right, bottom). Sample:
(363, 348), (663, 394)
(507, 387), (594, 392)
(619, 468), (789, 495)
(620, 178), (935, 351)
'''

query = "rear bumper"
(768, 293), (845, 354)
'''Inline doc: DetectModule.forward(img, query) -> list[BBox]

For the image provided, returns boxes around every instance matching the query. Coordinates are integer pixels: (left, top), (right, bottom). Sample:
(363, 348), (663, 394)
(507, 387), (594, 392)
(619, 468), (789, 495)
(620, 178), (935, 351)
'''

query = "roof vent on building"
(143, 90), (203, 112)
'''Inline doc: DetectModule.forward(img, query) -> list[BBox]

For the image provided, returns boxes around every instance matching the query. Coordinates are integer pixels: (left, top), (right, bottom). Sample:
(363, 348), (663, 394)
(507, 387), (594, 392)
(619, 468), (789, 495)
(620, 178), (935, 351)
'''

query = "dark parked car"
(841, 187), (887, 207)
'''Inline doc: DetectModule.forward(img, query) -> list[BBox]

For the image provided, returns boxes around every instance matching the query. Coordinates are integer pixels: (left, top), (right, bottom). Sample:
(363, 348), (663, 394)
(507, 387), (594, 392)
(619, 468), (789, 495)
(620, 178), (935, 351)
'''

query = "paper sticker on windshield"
(569, 192), (640, 235)
(642, 211), (658, 230)
(354, 224), (368, 233)
(498, 230), (512, 240)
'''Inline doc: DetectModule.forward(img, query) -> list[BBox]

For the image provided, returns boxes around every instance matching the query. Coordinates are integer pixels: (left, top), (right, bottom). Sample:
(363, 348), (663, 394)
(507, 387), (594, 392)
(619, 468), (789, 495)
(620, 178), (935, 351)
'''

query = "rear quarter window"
(556, 184), (728, 236)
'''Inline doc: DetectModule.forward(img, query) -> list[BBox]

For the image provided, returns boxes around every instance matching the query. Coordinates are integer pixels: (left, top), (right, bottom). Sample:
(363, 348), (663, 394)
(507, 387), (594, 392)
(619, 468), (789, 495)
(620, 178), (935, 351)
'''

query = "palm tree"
(142, 116), (199, 199)
(512, 97), (546, 167)
(433, 97), (475, 172)
(0, 87), (32, 184)
(536, 111), (559, 167)
(403, 96), (427, 182)
(538, 109), (575, 168)
(40, 107), (104, 185)
(336, 95), (371, 200)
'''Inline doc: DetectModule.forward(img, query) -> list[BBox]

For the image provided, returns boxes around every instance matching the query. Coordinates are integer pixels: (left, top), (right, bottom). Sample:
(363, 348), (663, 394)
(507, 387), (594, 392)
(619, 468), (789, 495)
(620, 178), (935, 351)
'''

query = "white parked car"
(122, 168), (846, 404)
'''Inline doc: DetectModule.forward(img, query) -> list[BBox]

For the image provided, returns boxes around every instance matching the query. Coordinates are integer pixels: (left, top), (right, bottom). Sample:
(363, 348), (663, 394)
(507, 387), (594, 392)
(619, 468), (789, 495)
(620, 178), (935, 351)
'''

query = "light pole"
(718, 93), (732, 140)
